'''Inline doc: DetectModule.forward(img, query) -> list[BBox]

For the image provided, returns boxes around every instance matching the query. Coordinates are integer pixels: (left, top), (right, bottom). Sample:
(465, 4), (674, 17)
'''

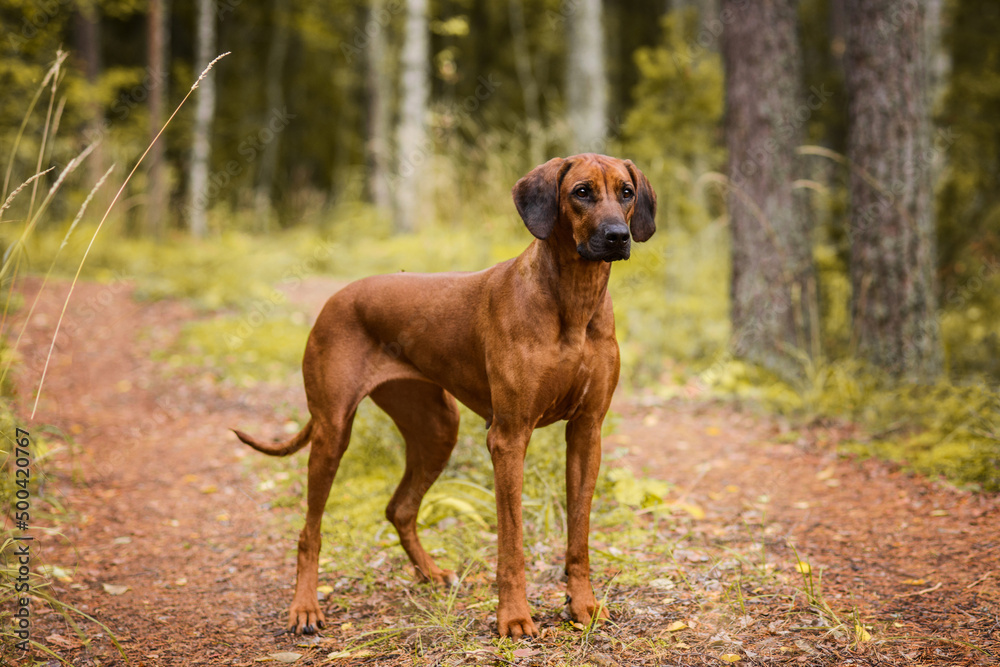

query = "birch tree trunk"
(722, 0), (816, 378)
(394, 0), (429, 232)
(844, 0), (941, 379)
(146, 0), (168, 236)
(365, 0), (392, 212)
(188, 0), (217, 238)
(565, 0), (607, 153)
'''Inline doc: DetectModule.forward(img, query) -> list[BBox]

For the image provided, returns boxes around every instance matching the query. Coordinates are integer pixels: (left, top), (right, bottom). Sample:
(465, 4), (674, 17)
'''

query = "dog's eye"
(574, 186), (589, 198)
(622, 187), (634, 200)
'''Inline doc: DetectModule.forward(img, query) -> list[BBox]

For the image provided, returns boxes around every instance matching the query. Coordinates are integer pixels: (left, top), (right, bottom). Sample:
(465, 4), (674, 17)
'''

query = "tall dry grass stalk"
(29, 52), (231, 418)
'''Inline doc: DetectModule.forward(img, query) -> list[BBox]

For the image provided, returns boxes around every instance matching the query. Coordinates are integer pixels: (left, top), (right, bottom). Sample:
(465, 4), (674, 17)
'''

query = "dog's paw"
(497, 603), (538, 639)
(438, 568), (459, 588)
(567, 592), (609, 628)
(417, 565), (459, 588)
(288, 600), (326, 635)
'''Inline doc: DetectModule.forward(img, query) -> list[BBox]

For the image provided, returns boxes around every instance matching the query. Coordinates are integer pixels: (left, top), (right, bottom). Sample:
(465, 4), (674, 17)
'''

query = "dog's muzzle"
(577, 222), (631, 262)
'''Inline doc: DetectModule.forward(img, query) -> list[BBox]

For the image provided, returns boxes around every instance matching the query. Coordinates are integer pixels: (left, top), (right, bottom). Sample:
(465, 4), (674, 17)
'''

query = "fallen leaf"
(269, 652), (302, 663)
(38, 565), (73, 582)
(719, 653), (741, 663)
(902, 578), (926, 586)
(795, 561), (811, 575)
(854, 623), (872, 643)
(102, 583), (129, 596)
(200, 485), (218, 494)
(705, 426), (721, 436)
(677, 503), (706, 520)
(930, 509), (949, 517)
(328, 649), (372, 660)
(666, 620), (687, 632)
(46, 634), (79, 649)
(513, 648), (539, 658)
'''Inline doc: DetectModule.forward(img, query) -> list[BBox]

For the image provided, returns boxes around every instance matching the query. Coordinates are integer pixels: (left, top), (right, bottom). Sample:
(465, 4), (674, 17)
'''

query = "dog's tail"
(232, 419), (313, 457)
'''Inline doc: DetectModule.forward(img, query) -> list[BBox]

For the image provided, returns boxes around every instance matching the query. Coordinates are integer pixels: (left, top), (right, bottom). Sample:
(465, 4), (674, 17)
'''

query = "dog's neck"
(523, 233), (612, 332)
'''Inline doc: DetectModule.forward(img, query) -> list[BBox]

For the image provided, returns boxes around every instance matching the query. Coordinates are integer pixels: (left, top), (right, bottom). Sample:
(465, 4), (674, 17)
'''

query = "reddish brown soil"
(4, 276), (999, 666)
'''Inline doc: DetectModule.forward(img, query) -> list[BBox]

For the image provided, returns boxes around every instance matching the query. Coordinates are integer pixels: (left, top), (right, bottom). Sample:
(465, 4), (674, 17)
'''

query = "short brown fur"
(234, 154), (657, 638)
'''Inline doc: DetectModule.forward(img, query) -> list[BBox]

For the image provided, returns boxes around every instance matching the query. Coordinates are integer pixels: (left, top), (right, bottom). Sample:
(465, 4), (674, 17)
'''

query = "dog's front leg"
(564, 417), (610, 626)
(488, 423), (538, 639)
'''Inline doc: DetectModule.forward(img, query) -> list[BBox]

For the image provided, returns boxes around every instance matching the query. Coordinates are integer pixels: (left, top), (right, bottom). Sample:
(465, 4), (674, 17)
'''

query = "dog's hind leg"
(287, 414), (354, 634)
(370, 379), (461, 586)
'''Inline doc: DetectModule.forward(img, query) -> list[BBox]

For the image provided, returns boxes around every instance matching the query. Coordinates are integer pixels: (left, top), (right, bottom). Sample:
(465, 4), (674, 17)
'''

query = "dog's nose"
(604, 225), (629, 245)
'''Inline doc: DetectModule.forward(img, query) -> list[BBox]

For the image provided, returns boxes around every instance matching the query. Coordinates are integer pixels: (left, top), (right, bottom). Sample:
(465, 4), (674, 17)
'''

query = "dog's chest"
(536, 336), (612, 423)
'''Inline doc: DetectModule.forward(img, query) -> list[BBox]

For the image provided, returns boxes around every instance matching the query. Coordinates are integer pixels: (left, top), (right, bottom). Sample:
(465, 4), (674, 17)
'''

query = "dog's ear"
(512, 157), (572, 240)
(624, 160), (657, 242)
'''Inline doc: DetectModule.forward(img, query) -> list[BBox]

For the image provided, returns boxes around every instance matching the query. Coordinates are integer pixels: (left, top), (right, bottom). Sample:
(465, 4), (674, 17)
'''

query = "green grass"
(703, 357), (1000, 491)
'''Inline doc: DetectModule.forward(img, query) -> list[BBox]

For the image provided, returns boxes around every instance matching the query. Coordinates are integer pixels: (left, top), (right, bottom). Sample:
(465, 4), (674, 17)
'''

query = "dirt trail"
(6, 277), (999, 666)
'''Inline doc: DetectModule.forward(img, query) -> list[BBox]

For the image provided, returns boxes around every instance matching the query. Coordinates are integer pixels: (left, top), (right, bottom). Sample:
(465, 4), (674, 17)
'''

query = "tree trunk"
(722, 0), (816, 378)
(394, 0), (429, 232)
(253, 0), (291, 231)
(565, 0), (607, 153)
(188, 0), (217, 238)
(509, 0), (543, 168)
(74, 5), (105, 192)
(146, 0), (168, 236)
(365, 0), (392, 212)
(844, 0), (941, 379)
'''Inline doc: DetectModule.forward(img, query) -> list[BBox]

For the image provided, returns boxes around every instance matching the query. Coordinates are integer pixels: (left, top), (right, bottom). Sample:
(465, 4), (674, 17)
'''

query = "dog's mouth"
(577, 242), (631, 263)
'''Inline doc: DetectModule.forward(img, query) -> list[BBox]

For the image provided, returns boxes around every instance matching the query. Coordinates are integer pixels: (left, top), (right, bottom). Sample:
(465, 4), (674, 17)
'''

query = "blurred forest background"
(1, 0), (999, 488)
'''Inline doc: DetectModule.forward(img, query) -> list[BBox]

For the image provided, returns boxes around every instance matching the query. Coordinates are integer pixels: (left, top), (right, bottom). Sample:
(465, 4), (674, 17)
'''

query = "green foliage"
(704, 357), (1000, 491)
(936, 0), (1000, 286)
(161, 312), (311, 385)
(622, 9), (726, 233)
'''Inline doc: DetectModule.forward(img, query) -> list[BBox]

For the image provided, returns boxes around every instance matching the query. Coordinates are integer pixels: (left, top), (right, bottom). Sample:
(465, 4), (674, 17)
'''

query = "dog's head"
(512, 153), (657, 262)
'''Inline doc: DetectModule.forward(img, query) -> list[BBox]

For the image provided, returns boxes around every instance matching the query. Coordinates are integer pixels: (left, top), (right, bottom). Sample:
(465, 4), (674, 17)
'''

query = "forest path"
(6, 276), (998, 666)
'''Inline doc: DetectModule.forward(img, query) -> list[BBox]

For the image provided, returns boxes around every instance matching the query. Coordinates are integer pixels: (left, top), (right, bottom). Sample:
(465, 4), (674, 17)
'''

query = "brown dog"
(234, 153), (656, 638)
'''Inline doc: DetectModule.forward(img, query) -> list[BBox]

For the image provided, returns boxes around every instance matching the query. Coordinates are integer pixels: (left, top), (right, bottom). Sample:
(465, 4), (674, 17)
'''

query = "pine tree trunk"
(394, 0), (429, 232)
(188, 0), (217, 238)
(365, 0), (392, 212)
(722, 0), (816, 378)
(844, 0), (941, 379)
(146, 0), (168, 236)
(565, 0), (607, 152)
